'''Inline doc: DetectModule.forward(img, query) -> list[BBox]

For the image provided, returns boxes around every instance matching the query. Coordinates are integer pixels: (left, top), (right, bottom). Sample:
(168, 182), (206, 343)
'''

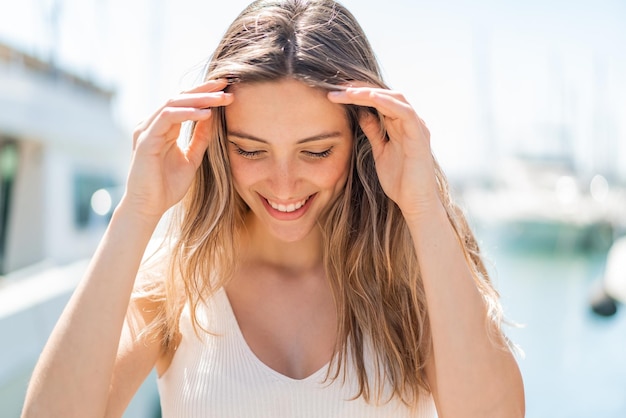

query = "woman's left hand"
(328, 86), (441, 220)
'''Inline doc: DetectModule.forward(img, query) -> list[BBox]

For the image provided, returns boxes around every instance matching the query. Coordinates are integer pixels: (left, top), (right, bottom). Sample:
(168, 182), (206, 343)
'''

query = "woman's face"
(225, 78), (353, 243)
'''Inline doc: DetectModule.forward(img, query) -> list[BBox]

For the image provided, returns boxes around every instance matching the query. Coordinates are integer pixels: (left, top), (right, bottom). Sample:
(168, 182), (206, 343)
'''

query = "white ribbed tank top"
(157, 287), (436, 417)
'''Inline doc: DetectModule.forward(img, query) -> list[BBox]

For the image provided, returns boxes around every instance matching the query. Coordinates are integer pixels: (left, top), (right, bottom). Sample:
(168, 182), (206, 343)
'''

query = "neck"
(240, 212), (324, 275)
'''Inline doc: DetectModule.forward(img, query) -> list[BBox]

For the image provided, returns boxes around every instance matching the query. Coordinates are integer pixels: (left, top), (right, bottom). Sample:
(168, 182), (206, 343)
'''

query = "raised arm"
(328, 86), (525, 417)
(21, 80), (233, 418)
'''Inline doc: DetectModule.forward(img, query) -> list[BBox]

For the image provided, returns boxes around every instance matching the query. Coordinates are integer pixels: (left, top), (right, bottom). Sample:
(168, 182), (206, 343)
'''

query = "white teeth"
(268, 197), (308, 213)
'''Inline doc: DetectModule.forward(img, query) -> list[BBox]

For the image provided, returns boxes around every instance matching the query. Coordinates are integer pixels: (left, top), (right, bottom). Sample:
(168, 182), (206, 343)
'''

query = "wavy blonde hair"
(135, 0), (504, 407)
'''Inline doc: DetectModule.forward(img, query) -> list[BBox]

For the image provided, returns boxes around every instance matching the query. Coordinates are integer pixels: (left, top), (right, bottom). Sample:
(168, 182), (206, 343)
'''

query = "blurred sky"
(1, 0), (625, 179)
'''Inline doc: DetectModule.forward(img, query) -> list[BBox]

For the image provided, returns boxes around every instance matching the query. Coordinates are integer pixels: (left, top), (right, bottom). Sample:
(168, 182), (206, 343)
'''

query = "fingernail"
(328, 91), (344, 98)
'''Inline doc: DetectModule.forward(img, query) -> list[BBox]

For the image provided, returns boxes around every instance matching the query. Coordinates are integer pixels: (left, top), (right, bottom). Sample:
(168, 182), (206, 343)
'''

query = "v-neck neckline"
(218, 287), (333, 383)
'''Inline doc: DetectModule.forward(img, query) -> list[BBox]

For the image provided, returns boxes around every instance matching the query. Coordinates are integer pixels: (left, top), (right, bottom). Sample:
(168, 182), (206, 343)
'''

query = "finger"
(133, 120), (149, 150)
(185, 118), (213, 168)
(164, 91), (233, 112)
(358, 109), (387, 157)
(133, 84), (232, 148)
(135, 93), (233, 148)
(339, 82), (407, 101)
(328, 88), (413, 120)
(162, 124), (183, 145)
(181, 78), (229, 94)
(143, 107), (213, 143)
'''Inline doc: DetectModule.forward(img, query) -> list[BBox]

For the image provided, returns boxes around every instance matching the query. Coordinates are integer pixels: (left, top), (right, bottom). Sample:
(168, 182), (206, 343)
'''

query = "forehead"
(225, 79), (350, 142)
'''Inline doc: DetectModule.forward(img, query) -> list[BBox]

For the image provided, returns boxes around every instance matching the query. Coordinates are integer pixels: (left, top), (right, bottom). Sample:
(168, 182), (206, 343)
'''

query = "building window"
(0, 140), (19, 274)
(73, 173), (118, 229)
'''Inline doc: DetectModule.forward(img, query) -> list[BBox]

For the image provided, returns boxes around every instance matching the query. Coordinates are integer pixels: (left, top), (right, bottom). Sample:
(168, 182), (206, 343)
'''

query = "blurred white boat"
(589, 235), (626, 317)
(462, 156), (625, 252)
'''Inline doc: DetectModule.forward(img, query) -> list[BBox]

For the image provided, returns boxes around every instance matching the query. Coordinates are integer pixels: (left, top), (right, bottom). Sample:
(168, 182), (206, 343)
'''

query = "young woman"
(22, 0), (525, 417)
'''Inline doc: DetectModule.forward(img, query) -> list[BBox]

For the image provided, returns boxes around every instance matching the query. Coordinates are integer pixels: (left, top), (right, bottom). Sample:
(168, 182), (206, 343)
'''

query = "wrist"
(112, 197), (164, 232)
(400, 197), (448, 226)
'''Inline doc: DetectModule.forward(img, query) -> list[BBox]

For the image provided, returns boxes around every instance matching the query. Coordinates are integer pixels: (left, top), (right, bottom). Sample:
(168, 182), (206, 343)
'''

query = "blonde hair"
(135, 0), (505, 407)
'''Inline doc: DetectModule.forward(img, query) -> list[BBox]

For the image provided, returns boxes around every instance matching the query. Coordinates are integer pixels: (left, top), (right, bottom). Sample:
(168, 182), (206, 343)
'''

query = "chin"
(268, 224), (319, 244)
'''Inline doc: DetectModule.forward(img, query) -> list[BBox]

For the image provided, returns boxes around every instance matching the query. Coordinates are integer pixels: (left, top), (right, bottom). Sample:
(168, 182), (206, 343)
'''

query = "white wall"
(4, 141), (45, 272)
(41, 147), (112, 264)
(1, 55), (129, 272)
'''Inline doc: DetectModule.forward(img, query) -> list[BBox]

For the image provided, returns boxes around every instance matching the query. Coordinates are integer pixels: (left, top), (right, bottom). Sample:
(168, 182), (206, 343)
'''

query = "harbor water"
(474, 223), (626, 418)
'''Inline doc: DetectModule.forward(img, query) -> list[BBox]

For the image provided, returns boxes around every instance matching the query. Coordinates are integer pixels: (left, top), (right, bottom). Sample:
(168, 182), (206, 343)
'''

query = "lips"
(266, 196), (310, 213)
(260, 193), (315, 220)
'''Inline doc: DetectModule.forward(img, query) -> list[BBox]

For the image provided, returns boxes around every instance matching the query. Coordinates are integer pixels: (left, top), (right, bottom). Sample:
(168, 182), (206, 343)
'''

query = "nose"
(269, 157), (300, 198)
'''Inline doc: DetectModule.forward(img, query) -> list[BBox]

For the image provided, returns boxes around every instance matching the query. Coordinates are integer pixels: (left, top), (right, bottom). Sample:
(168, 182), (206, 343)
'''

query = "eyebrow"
(227, 130), (344, 144)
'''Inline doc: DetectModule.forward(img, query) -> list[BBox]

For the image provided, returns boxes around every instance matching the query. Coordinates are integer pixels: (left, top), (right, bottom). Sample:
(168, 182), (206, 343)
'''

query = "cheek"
(229, 159), (256, 193)
(319, 154), (352, 192)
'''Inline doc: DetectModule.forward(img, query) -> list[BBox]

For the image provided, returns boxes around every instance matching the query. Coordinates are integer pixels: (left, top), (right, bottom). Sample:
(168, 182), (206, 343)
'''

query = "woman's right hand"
(20, 82), (235, 418)
(121, 79), (234, 221)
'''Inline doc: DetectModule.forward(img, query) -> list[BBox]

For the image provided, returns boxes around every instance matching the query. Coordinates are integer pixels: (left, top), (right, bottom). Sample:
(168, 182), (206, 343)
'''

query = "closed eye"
(303, 148), (333, 159)
(229, 141), (264, 159)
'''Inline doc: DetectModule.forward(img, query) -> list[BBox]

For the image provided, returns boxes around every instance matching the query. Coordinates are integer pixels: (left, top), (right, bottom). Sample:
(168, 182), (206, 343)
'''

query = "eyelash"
(304, 148), (333, 159)
(235, 147), (262, 158)
(230, 143), (334, 160)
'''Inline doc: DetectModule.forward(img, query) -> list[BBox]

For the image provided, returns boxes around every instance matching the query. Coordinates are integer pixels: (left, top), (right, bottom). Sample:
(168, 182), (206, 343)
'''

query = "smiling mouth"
(265, 196), (312, 213)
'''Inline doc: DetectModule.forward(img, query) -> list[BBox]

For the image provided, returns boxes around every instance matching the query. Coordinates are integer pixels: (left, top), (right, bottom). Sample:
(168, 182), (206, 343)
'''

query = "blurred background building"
(0, 35), (137, 418)
(0, 0), (625, 417)
(0, 42), (125, 274)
